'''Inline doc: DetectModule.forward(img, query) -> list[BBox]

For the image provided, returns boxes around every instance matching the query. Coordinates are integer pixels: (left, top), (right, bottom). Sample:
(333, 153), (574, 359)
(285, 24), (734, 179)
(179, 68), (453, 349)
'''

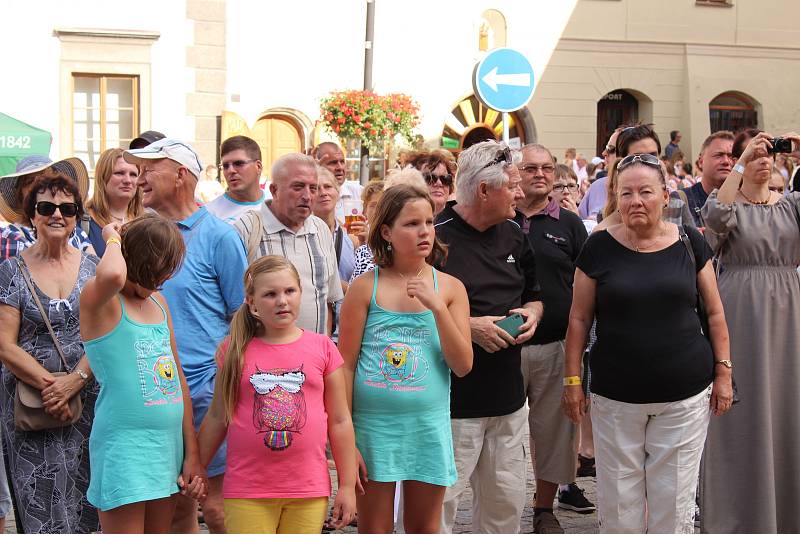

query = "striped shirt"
(235, 201), (343, 334)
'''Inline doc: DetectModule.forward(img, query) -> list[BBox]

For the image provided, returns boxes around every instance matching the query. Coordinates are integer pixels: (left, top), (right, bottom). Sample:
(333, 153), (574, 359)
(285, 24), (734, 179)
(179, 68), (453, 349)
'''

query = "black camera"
(768, 137), (793, 154)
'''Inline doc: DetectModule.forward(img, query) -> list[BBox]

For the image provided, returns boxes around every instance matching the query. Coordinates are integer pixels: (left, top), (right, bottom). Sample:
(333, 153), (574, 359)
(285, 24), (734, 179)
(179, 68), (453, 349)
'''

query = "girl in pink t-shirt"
(198, 255), (358, 533)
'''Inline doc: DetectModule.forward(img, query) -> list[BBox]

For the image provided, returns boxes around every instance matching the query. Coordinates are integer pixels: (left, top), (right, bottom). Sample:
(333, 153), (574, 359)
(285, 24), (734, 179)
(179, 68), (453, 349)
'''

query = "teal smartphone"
(494, 313), (524, 337)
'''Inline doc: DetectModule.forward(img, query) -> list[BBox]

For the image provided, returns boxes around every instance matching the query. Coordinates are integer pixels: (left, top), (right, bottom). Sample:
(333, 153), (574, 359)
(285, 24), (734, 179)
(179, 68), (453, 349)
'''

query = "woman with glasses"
(408, 150), (457, 216)
(0, 173), (102, 533)
(562, 153), (733, 533)
(597, 123), (695, 231)
(700, 132), (800, 534)
(85, 148), (144, 257)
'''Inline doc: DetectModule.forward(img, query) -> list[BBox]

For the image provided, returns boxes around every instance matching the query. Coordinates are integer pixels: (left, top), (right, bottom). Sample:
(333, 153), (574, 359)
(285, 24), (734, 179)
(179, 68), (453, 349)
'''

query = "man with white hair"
(435, 140), (543, 534)
(125, 138), (248, 534)
(235, 153), (342, 334)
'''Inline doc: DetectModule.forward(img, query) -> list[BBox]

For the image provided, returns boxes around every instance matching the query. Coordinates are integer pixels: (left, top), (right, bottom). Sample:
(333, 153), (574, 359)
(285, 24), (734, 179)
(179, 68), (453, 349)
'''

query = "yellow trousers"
(223, 497), (328, 534)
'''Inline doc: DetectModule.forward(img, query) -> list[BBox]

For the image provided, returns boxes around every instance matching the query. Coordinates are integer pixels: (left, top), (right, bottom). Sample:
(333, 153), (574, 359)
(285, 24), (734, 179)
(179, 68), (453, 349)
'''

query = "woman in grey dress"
(0, 171), (100, 533)
(701, 132), (800, 534)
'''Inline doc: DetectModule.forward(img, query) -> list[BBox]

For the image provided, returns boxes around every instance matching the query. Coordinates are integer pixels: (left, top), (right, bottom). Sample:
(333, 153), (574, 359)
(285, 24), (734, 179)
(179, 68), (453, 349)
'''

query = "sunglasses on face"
(481, 147), (513, 171)
(35, 201), (78, 218)
(219, 159), (256, 171)
(617, 153), (661, 172)
(604, 145), (617, 155)
(423, 172), (454, 187)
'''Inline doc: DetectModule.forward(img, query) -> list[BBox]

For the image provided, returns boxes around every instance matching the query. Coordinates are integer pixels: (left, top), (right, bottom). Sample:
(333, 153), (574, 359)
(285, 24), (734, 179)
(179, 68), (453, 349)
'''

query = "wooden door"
(596, 90), (638, 155)
(251, 116), (303, 176)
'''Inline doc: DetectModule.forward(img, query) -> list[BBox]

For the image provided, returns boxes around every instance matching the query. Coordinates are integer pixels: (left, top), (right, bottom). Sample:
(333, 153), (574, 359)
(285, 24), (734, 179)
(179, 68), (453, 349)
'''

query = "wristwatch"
(715, 359), (733, 369)
(74, 368), (89, 382)
(733, 163), (745, 175)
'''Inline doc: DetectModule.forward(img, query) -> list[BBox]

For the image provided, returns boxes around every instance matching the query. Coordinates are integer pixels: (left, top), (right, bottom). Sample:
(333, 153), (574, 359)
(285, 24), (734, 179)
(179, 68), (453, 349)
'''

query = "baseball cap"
(129, 130), (166, 150)
(591, 156), (604, 166)
(124, 138), (203, 179)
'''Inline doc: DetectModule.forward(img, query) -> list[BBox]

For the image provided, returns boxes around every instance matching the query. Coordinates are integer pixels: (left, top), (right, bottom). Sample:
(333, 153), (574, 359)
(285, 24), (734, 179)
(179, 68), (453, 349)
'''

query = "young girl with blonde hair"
(198, 256), (358, 533)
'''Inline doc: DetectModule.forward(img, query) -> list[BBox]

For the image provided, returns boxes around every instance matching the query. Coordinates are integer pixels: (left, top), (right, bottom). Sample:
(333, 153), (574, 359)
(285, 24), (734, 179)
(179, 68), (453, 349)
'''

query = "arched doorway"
(251, 114), (304, 175)
(441, 95), (528, 151)
(709, 92), (758, 133)
(596, 89), (639, 155)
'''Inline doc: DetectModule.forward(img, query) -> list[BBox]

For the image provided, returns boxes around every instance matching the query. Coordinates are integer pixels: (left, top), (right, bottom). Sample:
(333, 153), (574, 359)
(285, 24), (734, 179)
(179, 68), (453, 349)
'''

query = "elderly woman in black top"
(562, 153), (733, 533)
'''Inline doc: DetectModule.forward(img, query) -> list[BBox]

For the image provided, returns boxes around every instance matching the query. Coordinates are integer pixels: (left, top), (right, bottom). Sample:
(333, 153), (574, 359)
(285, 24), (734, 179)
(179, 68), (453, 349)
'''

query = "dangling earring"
(387, 243), (392, 252)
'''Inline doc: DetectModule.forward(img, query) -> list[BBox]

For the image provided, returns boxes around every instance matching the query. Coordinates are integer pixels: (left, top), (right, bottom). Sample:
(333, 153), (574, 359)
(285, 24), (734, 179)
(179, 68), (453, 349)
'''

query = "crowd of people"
(0, 121), (796, 534)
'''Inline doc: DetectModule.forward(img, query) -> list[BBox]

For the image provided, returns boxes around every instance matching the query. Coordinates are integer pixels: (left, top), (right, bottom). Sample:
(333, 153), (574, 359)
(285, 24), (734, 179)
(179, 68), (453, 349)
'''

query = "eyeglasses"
(481, 147), (513, 171)
(604, 145), (617, 155)
(423, 172), (454, 187)
(220, 159), (256, 171)
(553, 183), (579, 192)
(617, 153), (661, 172)
(519, 164), (555, 175)
(35, 201), (78, 218)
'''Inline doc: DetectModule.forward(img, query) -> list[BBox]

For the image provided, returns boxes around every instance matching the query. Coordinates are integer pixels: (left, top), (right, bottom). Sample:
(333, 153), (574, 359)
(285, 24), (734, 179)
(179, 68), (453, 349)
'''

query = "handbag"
(13, 258), (83, 431)
(678, 226), (739, 404)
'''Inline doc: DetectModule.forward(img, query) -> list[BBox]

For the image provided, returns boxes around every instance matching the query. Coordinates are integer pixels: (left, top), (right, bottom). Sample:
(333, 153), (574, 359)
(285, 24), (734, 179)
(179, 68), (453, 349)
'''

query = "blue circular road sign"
(473, 48), (535, 113)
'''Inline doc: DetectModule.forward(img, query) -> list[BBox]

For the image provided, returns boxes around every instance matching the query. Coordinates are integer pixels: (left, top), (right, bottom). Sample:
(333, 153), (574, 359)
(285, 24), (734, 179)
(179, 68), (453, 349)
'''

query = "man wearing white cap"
(125, 138), (247, 534)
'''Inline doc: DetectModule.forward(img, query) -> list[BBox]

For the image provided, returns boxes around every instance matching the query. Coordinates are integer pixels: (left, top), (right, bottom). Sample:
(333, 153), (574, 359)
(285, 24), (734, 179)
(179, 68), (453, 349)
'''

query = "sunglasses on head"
(423, 172), (454, 187)
(481, 147), (513, 171)
(617, 153), (661, 172)
(35, 201), (78, 218)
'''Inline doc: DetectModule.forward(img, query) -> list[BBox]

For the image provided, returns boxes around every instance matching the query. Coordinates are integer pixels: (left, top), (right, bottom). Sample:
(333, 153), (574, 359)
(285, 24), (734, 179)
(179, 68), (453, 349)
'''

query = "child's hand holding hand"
(178, 455), (208, 502)
(329, 485), (357, 529)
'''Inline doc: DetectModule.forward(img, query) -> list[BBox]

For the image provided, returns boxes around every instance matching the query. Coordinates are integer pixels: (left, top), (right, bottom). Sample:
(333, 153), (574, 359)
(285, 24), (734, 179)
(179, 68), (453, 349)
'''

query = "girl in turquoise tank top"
(339, 185), (473, 533)
(80, 215), (206, 533)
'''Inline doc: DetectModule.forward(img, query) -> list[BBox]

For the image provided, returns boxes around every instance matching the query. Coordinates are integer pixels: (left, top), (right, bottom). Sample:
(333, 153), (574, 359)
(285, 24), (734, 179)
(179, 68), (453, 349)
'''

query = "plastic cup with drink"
(343, 198), (363, 235)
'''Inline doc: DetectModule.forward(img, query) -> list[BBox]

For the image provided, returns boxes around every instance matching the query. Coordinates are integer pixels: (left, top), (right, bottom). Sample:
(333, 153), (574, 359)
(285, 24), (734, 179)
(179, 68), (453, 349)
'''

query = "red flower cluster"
(319, 90), (420, 153)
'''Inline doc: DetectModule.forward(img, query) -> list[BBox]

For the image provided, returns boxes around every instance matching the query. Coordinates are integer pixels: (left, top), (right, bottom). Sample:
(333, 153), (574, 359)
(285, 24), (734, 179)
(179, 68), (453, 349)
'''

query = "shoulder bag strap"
(15, 258), (72, 372)
(678, 224), (696, 269)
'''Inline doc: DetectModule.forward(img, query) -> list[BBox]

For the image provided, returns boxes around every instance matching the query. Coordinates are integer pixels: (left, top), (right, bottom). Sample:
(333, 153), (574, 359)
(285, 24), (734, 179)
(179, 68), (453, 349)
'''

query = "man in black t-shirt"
(436, 140), (543, 534)
(515, 144), (593, 532)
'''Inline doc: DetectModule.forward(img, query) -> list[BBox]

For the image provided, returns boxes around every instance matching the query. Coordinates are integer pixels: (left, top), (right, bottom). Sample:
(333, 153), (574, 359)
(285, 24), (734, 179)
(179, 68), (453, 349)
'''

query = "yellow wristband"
(106, 237), (121, 247)
(563, 376), (582, 387)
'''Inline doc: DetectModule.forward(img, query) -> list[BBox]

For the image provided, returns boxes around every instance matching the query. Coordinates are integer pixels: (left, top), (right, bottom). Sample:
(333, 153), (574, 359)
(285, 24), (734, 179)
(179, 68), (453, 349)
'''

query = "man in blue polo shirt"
(125, 139), (246, 534)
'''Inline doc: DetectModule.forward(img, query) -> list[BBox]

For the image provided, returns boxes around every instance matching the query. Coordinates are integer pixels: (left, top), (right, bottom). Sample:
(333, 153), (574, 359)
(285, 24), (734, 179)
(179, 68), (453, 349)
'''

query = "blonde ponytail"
(216, 255), (302, 423)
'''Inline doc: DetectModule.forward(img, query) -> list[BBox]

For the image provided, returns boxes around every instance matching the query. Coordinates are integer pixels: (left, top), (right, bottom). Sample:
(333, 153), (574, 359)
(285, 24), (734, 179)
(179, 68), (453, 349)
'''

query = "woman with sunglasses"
(700, 132), (800, 534)
(0, 174), (102, 533)
(407, 150), (457, 216)
(562, 153), (733, 533)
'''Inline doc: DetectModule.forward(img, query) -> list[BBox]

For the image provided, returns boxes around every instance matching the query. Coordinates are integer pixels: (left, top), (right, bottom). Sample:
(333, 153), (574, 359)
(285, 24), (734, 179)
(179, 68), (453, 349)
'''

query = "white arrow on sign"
(482, 67), (531, 92)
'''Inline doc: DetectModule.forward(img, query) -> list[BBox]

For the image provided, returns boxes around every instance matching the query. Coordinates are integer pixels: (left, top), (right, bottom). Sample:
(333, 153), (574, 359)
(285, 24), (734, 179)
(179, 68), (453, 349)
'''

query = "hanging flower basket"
(319, 90), (420, 154)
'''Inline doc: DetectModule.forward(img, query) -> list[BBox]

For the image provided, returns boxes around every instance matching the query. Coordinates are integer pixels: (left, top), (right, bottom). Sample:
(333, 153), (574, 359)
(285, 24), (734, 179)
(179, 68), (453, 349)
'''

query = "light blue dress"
(84, 296), (184, 511)
(352, 267), (456, 486)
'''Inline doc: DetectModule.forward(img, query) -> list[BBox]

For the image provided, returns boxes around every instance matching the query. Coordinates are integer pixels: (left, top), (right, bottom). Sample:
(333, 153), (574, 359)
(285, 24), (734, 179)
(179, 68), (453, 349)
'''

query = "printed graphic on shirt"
(250, 366), (307, 451)
(134, 337), (181, 407)
(364, 326), (432, 391)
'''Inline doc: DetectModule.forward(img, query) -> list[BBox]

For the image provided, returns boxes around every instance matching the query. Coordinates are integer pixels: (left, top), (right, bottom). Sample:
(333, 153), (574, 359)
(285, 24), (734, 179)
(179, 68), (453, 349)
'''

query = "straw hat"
(0, 156), (89, 223)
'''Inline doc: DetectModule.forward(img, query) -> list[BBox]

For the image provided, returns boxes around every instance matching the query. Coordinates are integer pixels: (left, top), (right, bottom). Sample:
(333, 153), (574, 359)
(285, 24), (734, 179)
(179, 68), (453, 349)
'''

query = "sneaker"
(557, 483), (596, 514)
(532, 511), (564, 534)
(576, 454), (596, 477)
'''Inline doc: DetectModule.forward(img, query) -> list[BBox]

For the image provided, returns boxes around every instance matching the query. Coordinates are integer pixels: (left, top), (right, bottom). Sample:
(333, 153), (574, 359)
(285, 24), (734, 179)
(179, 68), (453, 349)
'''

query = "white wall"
(0, 0), (193, 159)
(225, 0), (577, 139)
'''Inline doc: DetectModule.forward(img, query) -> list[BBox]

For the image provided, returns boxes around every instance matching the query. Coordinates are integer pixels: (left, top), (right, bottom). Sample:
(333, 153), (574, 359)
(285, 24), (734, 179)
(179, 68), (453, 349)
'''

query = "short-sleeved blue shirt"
(161, 207), (247, 395)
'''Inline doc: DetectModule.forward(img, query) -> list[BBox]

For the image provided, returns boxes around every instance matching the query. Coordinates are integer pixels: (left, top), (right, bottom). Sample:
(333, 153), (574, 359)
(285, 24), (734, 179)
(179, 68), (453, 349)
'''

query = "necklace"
(396, 266), (425, 279)
(738, 189), (770, 205)
(627, 222), (666, 252)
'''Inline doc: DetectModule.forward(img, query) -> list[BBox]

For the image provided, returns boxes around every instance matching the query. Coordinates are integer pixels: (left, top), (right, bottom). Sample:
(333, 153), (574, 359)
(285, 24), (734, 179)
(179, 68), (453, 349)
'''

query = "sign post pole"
(502, 112), (509, 143)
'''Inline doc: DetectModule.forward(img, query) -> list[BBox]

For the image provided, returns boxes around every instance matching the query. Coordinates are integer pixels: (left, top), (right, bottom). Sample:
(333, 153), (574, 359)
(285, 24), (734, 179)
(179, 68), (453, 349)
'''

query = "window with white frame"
(72, 74), (139, 173)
